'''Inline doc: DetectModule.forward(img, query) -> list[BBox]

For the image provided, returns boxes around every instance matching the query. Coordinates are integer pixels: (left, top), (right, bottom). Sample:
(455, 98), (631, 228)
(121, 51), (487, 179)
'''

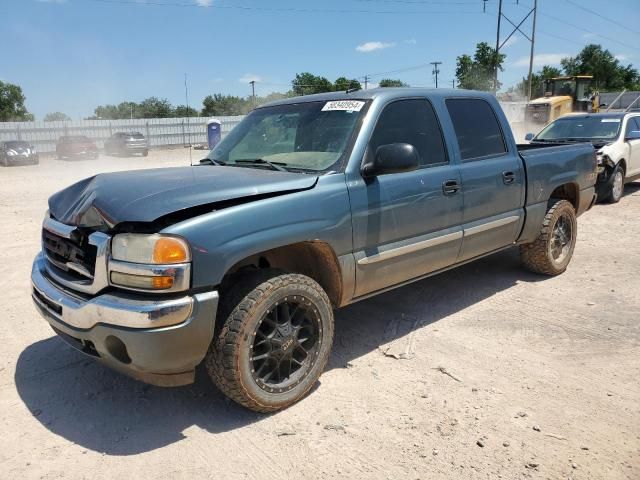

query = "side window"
(626, 117), (640, 136)
(369, 99), (447, 167)
(445, 98), (507, 160)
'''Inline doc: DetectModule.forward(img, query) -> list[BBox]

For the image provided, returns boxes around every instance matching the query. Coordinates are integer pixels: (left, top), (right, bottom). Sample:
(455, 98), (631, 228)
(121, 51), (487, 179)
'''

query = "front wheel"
(206, 270), (334, 413)
(606, 165), (625, 203)
(520, 199), (577, 276)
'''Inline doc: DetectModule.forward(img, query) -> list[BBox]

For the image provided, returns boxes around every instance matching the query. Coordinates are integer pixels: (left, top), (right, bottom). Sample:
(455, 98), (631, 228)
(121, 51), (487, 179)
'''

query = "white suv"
(528, 112), (640, 203)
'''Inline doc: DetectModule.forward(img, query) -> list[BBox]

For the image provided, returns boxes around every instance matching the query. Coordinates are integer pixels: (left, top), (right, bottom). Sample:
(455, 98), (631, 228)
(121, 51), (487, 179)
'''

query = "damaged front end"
(47, 165), (318, 233)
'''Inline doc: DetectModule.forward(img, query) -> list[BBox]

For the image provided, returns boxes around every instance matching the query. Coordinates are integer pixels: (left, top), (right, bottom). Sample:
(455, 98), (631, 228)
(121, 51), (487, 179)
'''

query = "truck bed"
(518, 142), (595, 206)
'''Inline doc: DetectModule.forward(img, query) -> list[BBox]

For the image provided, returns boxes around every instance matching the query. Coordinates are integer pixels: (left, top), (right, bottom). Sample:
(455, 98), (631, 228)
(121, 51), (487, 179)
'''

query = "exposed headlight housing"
(111, 234), (190, 264)
(596, 151), (603, 165)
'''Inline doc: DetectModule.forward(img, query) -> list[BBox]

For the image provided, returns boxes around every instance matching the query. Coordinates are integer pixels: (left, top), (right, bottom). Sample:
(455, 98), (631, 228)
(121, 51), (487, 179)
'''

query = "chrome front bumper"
(31, 253), (219, 386)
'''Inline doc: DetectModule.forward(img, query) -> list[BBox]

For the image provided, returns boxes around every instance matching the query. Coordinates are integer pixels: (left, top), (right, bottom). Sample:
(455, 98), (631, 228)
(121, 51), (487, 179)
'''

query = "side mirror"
(362, 143), (420, 178)
(524, 133), (534, 141)
(625, 130), (640, 141)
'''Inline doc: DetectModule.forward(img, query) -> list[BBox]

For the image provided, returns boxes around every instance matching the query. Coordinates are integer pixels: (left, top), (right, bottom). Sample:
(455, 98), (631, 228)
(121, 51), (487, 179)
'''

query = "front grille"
(526, 104), (550, 123)
(43, 229), (97, 279)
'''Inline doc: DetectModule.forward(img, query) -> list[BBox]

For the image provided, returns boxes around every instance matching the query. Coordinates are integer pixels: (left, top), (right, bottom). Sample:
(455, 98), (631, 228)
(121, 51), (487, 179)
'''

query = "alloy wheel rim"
(612, 171), (623, 200)
(250, 297), (321, 393)
(550, 213), (573, 263)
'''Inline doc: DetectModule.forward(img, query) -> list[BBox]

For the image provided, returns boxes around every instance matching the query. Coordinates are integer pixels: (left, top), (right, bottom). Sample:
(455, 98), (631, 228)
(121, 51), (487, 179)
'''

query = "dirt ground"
(0, 149), (638, 480)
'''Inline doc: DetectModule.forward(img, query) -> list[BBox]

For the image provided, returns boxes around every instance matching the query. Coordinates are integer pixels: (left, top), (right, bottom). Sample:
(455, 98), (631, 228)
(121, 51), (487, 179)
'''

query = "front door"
(347, 98), (463, 297)
(624, 116), (640, 177)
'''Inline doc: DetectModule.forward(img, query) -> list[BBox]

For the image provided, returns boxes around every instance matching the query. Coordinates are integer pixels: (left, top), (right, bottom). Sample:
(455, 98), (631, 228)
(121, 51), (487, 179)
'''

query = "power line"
(562, 0), (640, 36)
(514, 1), (640, 53)
(353, 0), (479, 5)
(363, 63), (432, 79)
(82, 0), (486, 15)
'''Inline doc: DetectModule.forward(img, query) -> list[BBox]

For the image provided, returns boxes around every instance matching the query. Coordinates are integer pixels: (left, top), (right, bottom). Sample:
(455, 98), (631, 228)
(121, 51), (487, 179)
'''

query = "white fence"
(0, 101), (535, 154)
(0, 116), (245, 154)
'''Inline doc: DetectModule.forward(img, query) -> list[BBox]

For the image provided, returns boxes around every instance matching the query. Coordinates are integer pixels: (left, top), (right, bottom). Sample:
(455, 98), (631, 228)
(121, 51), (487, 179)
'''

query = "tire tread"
(205, 270), (333, 413)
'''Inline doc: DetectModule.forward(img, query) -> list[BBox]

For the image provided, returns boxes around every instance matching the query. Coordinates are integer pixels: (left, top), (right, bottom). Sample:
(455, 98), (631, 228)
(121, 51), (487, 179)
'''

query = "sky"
(2, 0), (639, 119)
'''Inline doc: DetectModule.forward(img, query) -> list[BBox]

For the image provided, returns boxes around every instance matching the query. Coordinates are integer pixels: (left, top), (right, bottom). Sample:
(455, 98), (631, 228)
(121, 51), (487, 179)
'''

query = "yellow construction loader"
(526, 76), (600, 125)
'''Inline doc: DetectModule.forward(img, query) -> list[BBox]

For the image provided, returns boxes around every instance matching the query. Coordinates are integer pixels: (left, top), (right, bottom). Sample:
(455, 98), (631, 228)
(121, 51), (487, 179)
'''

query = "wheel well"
(549, 183), (578, 211)
(618, 159), (627, 174)
(223, 241), (343, 307)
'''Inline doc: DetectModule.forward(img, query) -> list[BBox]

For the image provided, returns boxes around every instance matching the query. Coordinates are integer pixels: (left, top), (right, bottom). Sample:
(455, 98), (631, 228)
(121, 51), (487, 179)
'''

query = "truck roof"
(260, 87), (496, 109)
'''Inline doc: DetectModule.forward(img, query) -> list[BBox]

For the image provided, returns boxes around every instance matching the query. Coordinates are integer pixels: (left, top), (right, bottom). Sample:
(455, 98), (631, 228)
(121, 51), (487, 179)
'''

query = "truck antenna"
(185, 73), (193, 166)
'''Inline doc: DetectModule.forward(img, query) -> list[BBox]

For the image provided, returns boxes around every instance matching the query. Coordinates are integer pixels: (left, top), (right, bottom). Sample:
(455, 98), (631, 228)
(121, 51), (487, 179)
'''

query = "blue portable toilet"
(207, 119), (222, 149)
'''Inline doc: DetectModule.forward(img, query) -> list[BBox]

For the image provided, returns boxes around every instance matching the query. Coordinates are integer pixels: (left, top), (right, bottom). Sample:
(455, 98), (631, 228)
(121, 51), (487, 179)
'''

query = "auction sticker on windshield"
(601, 118), (621, 123)
(321, 101), (365, 112)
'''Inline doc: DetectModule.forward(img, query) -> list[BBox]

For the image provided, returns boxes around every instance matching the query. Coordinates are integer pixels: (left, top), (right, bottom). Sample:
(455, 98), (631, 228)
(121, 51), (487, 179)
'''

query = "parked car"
(526, 112), (640, 203)
(56, 135), (98, 160)
(104, 132), (149, 157)
(32, 88), (597, 412)
(1, 140), (39, 166)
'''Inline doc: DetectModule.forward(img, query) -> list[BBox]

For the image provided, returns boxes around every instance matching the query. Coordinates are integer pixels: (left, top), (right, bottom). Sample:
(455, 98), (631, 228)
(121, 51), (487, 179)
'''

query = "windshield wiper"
(234, 158), (288, 172)
(199, 158), (227, 166)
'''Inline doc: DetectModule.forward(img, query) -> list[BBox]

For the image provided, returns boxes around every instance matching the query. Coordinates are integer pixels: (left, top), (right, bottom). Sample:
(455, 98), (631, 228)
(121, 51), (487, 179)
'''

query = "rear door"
(347, 97), (463, 297)
(444, 98), (525, 262)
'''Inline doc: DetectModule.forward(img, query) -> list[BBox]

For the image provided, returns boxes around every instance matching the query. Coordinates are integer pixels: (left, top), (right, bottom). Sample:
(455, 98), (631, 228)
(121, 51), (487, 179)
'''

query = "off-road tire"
(205, 270), (334, 413)
(520, 199), (577, 276)
(606, 164), (625, 203)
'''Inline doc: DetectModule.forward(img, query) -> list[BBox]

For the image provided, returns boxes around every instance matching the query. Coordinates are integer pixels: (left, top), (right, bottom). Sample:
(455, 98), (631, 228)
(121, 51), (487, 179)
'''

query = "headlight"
(109, 234), (191, 292)
(111, 234), (191, 264)
(6, 150), (16, 156)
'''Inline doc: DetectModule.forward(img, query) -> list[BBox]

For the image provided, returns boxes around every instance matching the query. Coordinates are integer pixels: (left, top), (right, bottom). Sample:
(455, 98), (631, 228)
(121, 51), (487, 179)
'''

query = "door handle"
(502, 171), (516, 184)
(442, 179), (461, 195)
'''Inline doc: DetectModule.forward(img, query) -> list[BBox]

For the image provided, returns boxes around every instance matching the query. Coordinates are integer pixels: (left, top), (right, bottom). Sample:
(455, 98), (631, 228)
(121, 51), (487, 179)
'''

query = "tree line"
(455, 42), (640, 97)
(1, 43), (638, 122)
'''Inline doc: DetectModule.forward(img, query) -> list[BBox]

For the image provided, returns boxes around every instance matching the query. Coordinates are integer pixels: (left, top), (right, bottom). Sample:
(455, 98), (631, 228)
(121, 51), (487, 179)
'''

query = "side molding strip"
(357, 231), (462, 265)
(464, 215), (520, 237)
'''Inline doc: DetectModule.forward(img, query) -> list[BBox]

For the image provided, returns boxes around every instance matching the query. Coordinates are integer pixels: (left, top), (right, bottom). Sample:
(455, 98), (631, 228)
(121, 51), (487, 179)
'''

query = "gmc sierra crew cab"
(31, 88), (597, 412)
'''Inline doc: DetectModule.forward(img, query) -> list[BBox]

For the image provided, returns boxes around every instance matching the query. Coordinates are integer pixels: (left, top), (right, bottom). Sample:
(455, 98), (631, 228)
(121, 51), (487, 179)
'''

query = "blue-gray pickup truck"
(31, 88), (597, 412)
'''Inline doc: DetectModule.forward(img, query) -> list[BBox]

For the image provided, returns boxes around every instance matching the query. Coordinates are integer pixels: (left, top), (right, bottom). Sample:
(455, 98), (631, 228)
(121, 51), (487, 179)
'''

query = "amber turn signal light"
(153, 237), (189, 264)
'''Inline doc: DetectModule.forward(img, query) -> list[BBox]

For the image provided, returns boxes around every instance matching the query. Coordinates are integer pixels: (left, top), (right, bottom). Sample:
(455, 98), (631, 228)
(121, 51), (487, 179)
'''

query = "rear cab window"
(445, 98), (507, 161)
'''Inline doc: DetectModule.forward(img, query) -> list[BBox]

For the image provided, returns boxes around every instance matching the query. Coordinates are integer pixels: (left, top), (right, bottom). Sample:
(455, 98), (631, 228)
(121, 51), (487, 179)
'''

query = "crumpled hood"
(48, 165), (318, 230)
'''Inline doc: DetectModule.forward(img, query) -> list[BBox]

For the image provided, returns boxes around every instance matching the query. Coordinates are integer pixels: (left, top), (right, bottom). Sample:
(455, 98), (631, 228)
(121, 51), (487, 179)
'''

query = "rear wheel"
(205, 270), (334, 413)
(142, 149), (149, 157)
(520, 199), (577, 276)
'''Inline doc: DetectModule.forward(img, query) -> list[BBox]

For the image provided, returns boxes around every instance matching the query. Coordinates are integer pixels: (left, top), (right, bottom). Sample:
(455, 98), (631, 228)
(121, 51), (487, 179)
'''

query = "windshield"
(207, 100), (368, 172)
(535, 116), (622, 141)
(67, 136), (91, 142)
(5, 141), (29, 149)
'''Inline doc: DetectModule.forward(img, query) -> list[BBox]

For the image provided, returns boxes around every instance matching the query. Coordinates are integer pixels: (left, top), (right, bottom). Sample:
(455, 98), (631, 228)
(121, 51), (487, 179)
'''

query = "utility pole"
(249, 80), (256, 107)
(494, 0), (503, 94)
(430, 61), (442, 88)
(494, 0), (537, 96)
(526, 0), (538, 101)
(364, 75), (369, 90)
(452, 79), (455, 88)
(184, 73), (192, 163)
